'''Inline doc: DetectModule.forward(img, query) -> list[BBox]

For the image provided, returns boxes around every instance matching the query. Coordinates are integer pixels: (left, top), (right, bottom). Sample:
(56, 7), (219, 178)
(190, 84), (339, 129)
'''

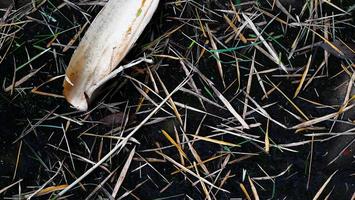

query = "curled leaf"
(63, 0), (160, 110)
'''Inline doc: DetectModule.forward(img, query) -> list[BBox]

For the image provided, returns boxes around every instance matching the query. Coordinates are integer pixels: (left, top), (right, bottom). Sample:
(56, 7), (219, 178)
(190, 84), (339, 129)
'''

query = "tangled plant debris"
(0, 0), (354, 199)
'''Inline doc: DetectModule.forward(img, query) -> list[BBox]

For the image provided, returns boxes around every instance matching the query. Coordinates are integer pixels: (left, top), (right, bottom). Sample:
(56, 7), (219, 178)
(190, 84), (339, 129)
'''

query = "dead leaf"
(63, 0), (160, 111)
(99, 112), (136, 127)
(319, 40), (355, 61)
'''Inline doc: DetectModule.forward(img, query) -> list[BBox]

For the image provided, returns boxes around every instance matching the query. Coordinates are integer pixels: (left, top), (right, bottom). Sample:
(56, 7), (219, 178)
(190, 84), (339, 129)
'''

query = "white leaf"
(63, 0), (160, 111)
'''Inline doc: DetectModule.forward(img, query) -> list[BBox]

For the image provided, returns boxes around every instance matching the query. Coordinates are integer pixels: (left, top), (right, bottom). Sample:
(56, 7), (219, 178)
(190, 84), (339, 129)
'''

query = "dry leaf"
(319, 40), (355, 61)
(63, 0), (160, 110)
(99, 112), (136, 127)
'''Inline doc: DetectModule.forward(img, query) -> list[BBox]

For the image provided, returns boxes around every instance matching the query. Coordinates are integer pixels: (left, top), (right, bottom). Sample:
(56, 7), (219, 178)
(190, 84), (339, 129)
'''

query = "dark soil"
(1, 0), (354, 199)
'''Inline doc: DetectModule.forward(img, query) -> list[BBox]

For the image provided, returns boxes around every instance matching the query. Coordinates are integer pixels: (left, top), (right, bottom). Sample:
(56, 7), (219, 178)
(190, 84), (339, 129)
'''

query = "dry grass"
(0, 0), (354, 199)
